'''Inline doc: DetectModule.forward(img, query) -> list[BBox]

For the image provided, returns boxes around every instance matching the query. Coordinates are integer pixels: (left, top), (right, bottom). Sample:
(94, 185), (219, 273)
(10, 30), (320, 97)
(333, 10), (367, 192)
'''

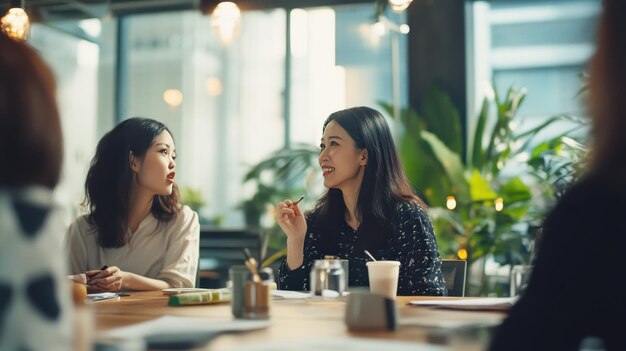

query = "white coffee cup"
(366, 261), (401, 298)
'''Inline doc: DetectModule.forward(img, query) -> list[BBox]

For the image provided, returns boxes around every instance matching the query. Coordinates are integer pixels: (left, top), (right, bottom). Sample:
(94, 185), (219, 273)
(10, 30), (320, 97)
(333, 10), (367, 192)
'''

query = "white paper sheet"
(399, 316), (501, 329)
(270, 290), (310, 300)
(102, 316), (271, 340)
(86, 292), (120, 302)
(408, 297), (518, 311)
(221, 337), (448, 351)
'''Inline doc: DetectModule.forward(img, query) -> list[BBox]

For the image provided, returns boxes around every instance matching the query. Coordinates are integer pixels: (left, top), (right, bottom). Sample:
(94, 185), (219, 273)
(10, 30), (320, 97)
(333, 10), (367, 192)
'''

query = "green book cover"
(168, 288), (231, 306)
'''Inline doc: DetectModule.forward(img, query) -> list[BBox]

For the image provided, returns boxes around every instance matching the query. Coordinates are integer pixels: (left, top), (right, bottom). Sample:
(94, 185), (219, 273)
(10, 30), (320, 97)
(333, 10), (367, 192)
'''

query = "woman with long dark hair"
(276, 106), (446, 296)
(66, 118), (199, 292)
(489, 0), (626, 349)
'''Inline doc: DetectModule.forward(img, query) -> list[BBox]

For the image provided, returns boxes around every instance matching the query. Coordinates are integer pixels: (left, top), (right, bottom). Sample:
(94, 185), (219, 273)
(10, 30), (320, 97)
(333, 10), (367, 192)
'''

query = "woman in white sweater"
(66, 117), (199, 292)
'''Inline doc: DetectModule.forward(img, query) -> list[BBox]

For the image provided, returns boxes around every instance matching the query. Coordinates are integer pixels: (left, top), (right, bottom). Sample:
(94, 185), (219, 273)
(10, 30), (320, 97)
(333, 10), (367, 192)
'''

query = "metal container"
(310, 258), (347, 297)
(243, 281), (270, 320)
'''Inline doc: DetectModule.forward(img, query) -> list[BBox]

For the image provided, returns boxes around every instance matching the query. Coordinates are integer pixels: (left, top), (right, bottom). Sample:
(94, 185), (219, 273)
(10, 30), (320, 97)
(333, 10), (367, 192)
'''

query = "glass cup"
(510, 264), (533, 297)
(366, 261), (400, 298)
(243, 281), (270, 320)
(310, 259), (346, 297)
(229, 265), (251, 318)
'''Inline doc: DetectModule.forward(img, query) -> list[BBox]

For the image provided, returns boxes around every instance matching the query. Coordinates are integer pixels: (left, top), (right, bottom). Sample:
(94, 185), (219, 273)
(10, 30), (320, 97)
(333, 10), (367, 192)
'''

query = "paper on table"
(399, 315), (502, 329)
(103, 316), (271, 340)
(87, 292), (120, 302)
(408, 297), (518, 311)
(101, 316), (270, 349)
(222, 337), (447, 351)
(271, 290), (310, 300)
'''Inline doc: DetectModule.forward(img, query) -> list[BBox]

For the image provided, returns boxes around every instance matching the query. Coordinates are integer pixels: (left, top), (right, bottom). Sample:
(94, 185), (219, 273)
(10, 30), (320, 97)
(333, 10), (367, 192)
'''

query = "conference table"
(92, 291), (507, 350)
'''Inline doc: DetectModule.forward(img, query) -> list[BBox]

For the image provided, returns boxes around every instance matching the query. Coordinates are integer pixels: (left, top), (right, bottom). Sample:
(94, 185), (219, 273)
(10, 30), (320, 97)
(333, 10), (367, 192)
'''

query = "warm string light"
(494, 197), (504, 212)
(457, 248), (468, 260)
(1, 6), (30, 41)
(446, 195), (457, 211)
(211, 2), (241, 45)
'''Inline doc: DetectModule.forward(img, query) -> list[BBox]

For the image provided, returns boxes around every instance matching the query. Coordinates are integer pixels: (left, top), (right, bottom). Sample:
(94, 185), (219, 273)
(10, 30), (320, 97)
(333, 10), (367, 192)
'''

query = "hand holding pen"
(275, 196), (307, 241)
(86, 265), (125, 292)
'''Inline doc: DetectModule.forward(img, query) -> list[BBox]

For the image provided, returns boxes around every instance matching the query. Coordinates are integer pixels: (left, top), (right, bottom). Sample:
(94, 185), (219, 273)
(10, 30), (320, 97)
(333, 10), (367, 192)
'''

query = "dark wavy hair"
(85, 117), (180, 248)
(0, 34), (62, 189)
(314, 106), (425, 253)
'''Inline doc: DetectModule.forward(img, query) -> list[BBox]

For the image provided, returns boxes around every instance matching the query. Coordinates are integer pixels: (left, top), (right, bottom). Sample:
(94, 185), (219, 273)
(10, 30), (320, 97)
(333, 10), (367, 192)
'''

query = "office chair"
(441, 259), (467, 297)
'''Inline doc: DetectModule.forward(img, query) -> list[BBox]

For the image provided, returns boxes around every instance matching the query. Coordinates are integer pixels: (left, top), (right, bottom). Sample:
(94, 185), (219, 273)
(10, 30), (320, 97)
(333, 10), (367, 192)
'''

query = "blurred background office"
(0, 0), (600, 293)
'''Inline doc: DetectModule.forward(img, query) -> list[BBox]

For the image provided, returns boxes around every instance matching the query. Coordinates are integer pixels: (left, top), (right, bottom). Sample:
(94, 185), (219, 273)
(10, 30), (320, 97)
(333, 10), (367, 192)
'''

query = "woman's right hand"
(275, 199), (307, 242)
(86, 266), (124, 292)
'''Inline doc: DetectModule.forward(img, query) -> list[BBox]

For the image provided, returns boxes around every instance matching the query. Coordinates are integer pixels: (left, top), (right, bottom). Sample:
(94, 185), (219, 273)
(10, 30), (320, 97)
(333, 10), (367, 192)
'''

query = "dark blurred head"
(0, 34), (62, 189)
(588, 0), (626, 173)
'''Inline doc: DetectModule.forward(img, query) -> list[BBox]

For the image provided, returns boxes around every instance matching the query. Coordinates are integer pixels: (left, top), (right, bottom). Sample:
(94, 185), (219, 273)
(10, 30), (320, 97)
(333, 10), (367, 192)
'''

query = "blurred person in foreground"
(489, 0), (626, 350)
(0, 34), (73, 349)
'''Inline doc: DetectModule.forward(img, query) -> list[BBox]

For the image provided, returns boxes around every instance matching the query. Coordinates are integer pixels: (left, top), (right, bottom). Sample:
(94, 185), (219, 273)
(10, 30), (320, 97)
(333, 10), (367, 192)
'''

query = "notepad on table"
(408, 297), (518, 311)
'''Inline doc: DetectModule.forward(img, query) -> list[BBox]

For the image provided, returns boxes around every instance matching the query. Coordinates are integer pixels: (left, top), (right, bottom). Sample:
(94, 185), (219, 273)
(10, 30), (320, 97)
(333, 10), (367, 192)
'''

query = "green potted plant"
(238, 144), (319, 265)
(381, 82), (585, 295)
(238, 183), (278, 228)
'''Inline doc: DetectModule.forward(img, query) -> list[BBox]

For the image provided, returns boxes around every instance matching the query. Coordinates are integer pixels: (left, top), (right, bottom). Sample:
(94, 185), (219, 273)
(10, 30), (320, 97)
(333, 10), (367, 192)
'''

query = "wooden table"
(92, 291), (506, 350)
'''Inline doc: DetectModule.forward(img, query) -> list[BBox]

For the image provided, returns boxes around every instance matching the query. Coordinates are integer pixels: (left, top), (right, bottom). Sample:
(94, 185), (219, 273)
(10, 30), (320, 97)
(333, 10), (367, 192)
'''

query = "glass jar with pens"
(229, 249), (271, 320)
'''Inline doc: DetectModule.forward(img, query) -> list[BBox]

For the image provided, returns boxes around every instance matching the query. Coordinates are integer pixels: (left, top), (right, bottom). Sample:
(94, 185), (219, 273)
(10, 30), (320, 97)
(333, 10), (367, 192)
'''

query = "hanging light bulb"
(388, 0), (413, 13)
(211, 2), (241, 45)
(1, 2), (30, 41)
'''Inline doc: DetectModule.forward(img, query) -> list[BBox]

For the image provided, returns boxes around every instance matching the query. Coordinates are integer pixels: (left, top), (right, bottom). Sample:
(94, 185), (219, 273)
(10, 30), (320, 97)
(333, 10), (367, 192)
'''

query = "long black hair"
(85, 117), (180, 248)
(314, 106), (425, 253)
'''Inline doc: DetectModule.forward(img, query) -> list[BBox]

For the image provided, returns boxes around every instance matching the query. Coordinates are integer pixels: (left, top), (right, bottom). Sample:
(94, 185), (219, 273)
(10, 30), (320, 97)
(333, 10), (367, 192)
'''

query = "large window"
(468, 0), (599, 142)
(35, 2), (407, 227)
(30, 22), (100, 224)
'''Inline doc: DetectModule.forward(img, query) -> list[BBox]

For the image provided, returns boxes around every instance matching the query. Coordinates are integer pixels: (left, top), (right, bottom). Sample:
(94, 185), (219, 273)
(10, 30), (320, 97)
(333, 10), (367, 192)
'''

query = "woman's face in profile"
(132, 131), (177, 196)
(319, 120), (367, 191)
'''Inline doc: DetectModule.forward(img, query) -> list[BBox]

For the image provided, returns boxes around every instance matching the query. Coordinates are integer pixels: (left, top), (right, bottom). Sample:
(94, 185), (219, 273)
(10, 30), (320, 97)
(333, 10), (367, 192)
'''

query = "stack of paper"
(222, 337), (448, 351)
(270, 290), (310, 300)
(408, 297), (518, 311)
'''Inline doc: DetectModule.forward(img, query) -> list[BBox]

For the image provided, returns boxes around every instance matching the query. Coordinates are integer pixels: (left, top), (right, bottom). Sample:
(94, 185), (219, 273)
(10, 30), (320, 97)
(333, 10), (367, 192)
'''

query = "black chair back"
(198, 227), (261, 288)
(441, 259), (467, 297)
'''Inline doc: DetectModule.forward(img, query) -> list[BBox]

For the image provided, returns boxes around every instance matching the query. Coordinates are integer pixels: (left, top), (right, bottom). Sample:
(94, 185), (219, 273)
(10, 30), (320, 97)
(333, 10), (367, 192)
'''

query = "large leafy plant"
(382, 83), (586, 294)
(239, 144), (320, 266)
